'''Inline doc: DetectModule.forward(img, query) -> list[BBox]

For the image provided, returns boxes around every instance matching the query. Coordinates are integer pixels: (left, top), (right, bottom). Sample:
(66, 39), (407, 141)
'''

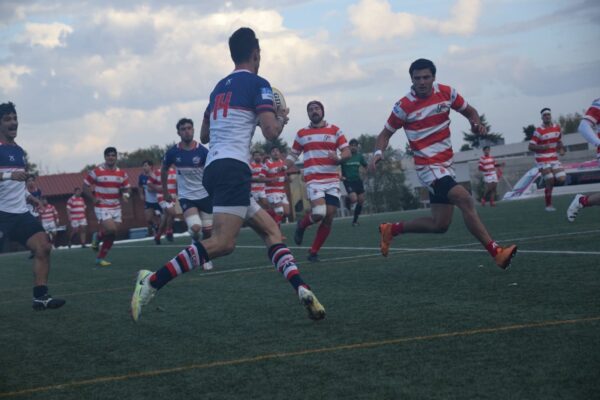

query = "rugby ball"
(272, 87), (286, 111)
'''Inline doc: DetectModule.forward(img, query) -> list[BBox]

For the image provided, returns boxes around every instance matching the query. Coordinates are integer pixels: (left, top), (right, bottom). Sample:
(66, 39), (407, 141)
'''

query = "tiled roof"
(36, 167), (145, 197)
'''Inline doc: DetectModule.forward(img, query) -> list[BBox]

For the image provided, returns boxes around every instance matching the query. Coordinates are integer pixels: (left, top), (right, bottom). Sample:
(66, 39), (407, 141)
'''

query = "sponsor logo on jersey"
(261, 87), (273, 101)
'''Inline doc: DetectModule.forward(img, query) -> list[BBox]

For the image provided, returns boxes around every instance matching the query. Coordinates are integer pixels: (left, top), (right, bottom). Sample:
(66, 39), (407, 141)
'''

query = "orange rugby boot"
(379, 223), (393, 257)
(494, 245), (517, 270)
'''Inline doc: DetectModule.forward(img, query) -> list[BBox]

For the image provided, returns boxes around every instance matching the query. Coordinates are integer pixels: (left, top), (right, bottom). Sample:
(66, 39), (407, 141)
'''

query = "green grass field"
(1, 195), (599, 400)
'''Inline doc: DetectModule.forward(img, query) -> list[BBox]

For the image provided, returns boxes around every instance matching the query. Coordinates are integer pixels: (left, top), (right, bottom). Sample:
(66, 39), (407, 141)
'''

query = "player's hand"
(327, 151), (340, 163)
(368, 154), (382, 173)
(164, 193), (173, 203)
(276, 107), (290, 126)
(9, 171), (28, 181)
(470, 121), (487, 135)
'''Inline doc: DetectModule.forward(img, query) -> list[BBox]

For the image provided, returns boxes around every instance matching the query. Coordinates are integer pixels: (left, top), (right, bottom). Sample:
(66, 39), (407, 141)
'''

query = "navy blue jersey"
(0, 142), (28, 213)
(163, 141), (209, 200)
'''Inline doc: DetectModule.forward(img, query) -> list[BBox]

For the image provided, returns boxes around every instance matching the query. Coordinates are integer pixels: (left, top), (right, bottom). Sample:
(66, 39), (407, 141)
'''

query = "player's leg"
(567, 192), (600, 222)
(144, 206), (155, 236)
(78, 221), (88, 247)
(96, 217), (117, 266)
(352, 183), (366, 225)
(294, 192), (325, 245)
(247, 206), (325, 320)
(448, 184), (517, 269)
(488, 181), (498, 206)
(541, 167), (556, 210)
(308, 201), (337, 262)
(183, 207), (202, 242)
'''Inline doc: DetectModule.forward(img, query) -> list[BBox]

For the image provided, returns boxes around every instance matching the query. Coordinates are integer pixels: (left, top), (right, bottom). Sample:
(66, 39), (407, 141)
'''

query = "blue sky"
(1, 0), (598, 173)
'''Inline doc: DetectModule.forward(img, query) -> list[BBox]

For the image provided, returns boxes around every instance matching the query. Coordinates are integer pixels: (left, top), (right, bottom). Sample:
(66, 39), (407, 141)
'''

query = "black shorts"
(325, 194), (341, 208)
(203, 159), (251, 208)
(0, 211), (45, 248)
(343, 179), (365, 195)
(179, 197), (213, 214)
(428, 176), (458, 204)
(144, 201), (162, 214)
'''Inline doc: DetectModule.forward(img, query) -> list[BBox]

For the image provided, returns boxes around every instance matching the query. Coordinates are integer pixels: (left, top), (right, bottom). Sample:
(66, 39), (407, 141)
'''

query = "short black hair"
(409, 58), (436, 77)
(104, 147), (117, 156)
(229, 27), (259, 64)
(176, 118), (193, 131)
(349, 139), (359, 146)
(73, 187), (81, 191)
(269, 145), (280, 153)
(0, 102), (17, 119)
(483, 146), (490, 151)
(143, 159), (154, 166)
(540, 107), (551, 115)
(252, 150), (262, 156)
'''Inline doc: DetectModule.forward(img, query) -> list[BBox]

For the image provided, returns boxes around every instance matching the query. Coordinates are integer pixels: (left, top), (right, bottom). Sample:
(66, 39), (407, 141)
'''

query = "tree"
(117, 144), (174, 168)
(522, 124), (535, 141)
(23, 151), (39, 176)
(460, 144), (472, 152)
(252, 137), (289, 156)
(558, 112), (582, 134)
(462, 114), (503, 149)
(355, 133), (377, 153)
(404, 142), (414, 156)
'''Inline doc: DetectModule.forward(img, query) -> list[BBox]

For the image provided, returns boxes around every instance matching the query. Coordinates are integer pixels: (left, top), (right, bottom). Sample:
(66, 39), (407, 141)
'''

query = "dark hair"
(269, 145), (280, 153)
(349, 139), (359, 146)
(143, 159), (154, 166)
(104, 147), (117, 156)
(74, 187), (81, 191)
(483, 146), (490, 151)
(0, 102), (17, 119)
(540, 107), (551, 114)
(252, 150), (262, 156)
(229, 27), (259, 64)
(176, 118), (193, 131)
(306, 100), (324, 114)
(409, 58), (436, 77)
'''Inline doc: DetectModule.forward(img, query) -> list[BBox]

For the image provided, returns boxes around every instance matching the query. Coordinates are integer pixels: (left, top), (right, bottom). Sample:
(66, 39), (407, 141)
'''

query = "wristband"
(123, 192), (130, 199)
(374, 150), (383, 158)
(2, 172), (11, 180)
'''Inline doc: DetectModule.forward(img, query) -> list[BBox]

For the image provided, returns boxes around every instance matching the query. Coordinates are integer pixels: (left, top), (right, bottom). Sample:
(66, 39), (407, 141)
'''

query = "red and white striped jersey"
(290, 123), (348, 184)
(66, 195), (86, 221)
(250, 161), (267, 193)
(150, 167), (177, 202)
(84, 164), (130, 209)
(39, 204), (58, 224)
(264, 159), (287, 195)
(478, 155), (497, 177)
(385, 83), (467, 167)
(583, 98), (600, 158)
(530, 124), (562, 164)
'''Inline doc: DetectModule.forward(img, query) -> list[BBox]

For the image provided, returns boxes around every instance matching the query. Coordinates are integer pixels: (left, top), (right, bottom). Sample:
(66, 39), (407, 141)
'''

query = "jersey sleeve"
(198, 144), (209, 166)
(385, 101), (406, 133)
(449, 86), (467, 112)
(336, 128), (349, 150)
(254, 76), (276, 115)
(478, 156), (485, 171)
(121, 172), (131, 189)
(291, 134), (303, 157)
(163, 146), (176, 167)
(84, 170), (96, 186)
(529, 129), (541, 145)
(584, 98), (600, 125)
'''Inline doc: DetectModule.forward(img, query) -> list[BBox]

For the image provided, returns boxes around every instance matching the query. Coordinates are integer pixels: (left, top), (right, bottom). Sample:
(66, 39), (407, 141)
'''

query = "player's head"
(483, 145), (490, 156)
(252, 150), (263, 163)
(540, 107), (552, 124)
(142, 159), (153, 173)
(104, 147), (117, 167)
(229, 27), (260, 72)
(270, 146), (281, 160)
(73, 187), (81, 196)
(307, 100), (324, 125)
(0, 102), (18, 142)
(349, 138), (359, 154)
(26, 175), (36, 189)
(40, 196), (48, 205)
(409, 59), (436, 98)
(176, 118), (194, 143)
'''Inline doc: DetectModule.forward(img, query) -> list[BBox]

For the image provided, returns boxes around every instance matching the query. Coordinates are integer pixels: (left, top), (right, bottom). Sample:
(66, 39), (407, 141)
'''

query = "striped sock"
(268, 243), (306, 292)
(149, 241), (210, 290)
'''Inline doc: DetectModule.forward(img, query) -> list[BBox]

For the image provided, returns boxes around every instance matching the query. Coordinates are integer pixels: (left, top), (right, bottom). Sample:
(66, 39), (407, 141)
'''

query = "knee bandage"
(554, 170), (566, 179)
(185, 214), (202, 239)
(311, 204), (327, 219)
(543, 173), (554, 181)
(274, 206), (284, 215)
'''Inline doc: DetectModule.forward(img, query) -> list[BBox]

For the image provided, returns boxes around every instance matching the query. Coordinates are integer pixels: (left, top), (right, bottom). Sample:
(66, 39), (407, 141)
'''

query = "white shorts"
(42, 221), (57, 233)
(416, 164), (456, 188)
(267, 192), (289, 205)
(536, 160), (562, 171)
(70, 219), (88, 228)
(159, 200), (175, 210)
(94, 207), (122, 223)
(251, 190), (267, 201)
(483, 173), (498, 184)
(213, 197), (262, 220)
(306, 181), (341, 202)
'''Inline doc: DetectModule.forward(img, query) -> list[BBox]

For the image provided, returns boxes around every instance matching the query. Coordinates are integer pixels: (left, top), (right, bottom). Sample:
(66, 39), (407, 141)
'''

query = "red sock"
(310, 224), (331, 254)
(544, 187), (552, 206)
(299, 212), (313, 230)
(485, 240), (500, 257)
(98, 235), (114, 258)
(97, 230), (104, 241)
(391, 222), (404, 236)
(267, 208), (277, 221)
(580, 195), (589, 207)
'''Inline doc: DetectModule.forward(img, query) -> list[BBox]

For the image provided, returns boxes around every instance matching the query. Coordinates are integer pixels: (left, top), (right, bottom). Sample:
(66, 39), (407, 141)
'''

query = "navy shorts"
(203, 159), (251, 208)
(179, 197), (213, 214)
(429, 176), (458, 204)
(144, 201), (162, 214)
(343, 179), (365, 195)
(0, 211), (45, 248)
(325, 194), (341, 208)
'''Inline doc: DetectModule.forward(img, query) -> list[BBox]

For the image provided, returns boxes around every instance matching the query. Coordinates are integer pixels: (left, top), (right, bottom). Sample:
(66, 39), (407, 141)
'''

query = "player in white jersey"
(478, 146), (504, 207)
(138, 160), (161, 237)
(66, 187), (87, 248)
(250, 150), (269, 209)
(0, 102), (65, 310)
(567, 98), (600, 221)
(38, 197), (59, 244)
(130, 27), (325, 323)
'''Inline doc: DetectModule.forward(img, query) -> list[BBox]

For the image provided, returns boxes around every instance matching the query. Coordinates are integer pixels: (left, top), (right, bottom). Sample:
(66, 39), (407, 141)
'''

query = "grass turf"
(0, 195), (599, 399)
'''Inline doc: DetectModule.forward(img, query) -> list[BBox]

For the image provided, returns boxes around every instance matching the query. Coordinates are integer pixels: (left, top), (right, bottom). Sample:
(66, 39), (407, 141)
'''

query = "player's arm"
(82, 182), (97, 205)
(1, 170), (28, 181)
(579, 119), (600, 148)
(368, 127), (394, 173)
(459, 105), (487, 135)
(258, 109), (289, 141)
(137, 176), (145, 201)
(160, 165), (172, 202)
(200, 116), (210, 144)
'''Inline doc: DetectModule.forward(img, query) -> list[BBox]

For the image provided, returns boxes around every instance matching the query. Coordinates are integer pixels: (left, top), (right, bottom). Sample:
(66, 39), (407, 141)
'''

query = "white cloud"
(0, 64), (32, 92)
(19, 22), (73, 48)
(349, 0), (481, 41)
